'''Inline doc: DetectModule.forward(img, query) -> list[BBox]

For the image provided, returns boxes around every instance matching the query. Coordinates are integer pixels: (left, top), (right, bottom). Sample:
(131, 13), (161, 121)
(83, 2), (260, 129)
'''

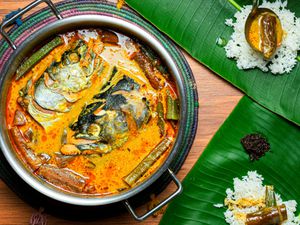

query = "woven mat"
(0, 0), (198, 219)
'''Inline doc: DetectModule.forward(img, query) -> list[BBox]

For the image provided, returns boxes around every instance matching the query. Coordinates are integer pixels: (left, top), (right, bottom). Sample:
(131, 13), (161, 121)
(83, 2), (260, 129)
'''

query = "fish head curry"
(6, 29), (180, 195)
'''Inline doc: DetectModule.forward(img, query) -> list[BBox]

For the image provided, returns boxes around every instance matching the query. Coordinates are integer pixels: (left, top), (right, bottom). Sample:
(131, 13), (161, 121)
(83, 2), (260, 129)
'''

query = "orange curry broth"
(6, 30), (179, 195)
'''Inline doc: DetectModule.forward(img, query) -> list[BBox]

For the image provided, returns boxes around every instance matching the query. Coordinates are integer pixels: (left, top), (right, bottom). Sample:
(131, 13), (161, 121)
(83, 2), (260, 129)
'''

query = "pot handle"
(124, 169), (182, 221)
(0, 0), (62, 50)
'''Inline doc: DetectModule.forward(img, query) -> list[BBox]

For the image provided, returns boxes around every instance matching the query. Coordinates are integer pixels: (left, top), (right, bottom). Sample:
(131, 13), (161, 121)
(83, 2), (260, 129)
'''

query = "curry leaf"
(159, 96), (300, 225)
(126, 0), (300, 125)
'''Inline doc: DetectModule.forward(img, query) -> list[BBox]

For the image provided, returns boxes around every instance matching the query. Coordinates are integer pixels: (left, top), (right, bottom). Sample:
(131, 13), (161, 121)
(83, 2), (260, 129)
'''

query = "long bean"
(16, 37), (63, 80)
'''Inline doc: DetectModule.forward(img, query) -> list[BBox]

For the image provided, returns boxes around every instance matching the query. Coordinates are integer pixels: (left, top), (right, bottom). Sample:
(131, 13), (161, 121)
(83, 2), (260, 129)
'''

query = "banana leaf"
(159, 95), (300, 225)
(126, 0), (300, 125)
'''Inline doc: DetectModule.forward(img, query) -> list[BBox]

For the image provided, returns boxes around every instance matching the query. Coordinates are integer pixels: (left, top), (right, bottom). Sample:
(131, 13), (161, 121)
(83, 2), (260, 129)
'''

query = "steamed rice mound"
(225, 0), (300, 74)
(223, 171), (300, 225)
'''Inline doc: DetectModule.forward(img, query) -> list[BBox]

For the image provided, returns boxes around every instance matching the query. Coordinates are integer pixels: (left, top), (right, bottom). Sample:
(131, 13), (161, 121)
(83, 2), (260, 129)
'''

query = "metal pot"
(0, 0), (188, 220)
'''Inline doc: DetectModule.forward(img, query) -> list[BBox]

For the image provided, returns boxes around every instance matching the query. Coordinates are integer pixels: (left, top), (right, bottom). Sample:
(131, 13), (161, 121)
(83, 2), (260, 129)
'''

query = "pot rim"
(0, 15), (188, 206)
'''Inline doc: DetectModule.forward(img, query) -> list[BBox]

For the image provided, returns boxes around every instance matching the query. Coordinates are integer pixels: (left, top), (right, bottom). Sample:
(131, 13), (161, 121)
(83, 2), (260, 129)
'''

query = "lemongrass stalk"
(265, 185), (277, 207)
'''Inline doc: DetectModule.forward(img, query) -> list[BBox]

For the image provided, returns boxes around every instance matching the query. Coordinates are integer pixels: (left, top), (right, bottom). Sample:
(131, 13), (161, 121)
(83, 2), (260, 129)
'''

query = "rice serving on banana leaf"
(225, 1), (300, 74)
(222, 171), (300, 225)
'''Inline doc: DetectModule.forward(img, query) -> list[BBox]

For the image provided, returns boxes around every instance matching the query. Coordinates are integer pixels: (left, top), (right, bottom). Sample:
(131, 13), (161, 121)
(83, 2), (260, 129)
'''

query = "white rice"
(221, 171), (300, 225)
(214, 203), (225, 208)
(225, 0), (300, 74)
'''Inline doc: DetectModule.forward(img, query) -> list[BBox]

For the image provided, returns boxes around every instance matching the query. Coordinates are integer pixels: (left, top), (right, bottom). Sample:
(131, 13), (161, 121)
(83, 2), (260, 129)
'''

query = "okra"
(123, 138), (172, 186)
(166, 93), (179, 120)
(157, 101), (165, 136)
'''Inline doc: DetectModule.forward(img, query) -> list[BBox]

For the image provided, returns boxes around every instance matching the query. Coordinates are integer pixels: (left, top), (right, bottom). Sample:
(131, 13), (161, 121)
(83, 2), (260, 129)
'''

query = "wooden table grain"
(0, 1), (243, 224)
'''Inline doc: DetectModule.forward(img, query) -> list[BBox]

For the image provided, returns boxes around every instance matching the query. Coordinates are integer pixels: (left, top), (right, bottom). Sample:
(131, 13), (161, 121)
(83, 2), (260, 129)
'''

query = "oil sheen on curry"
(6, 29), (179, 195)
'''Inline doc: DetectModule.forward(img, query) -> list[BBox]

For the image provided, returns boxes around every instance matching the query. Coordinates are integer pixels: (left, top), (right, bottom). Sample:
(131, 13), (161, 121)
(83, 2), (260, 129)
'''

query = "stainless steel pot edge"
(0, 1), (188, 211)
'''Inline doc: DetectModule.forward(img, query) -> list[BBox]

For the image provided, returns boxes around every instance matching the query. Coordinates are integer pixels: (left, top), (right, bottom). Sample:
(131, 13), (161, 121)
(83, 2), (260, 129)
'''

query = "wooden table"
(0, 1), (243, 224)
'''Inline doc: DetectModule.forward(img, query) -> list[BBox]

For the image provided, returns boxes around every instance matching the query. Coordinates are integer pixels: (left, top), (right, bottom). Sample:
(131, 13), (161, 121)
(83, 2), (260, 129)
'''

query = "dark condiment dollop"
(241, 133), (270, 161)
